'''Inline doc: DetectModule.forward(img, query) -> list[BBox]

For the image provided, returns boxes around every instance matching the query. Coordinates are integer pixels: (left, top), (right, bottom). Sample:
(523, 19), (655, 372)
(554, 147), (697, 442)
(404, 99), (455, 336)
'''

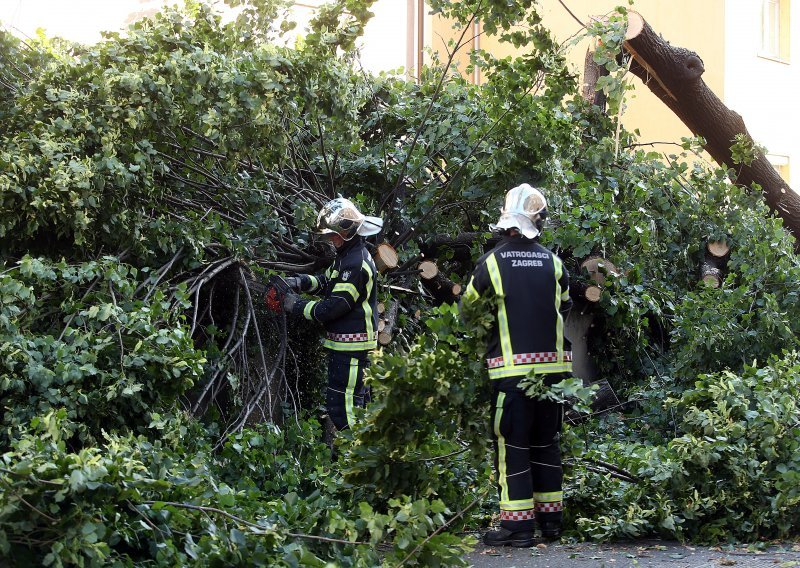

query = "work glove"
(284, 276), (303, 291)
(283, 290), (299, 313)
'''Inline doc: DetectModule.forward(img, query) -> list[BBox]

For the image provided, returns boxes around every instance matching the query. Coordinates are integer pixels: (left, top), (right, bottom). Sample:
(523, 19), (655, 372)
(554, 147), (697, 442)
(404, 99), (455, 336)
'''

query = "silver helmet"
(489, 184), (548, 239)
(316, 197), (383, 240)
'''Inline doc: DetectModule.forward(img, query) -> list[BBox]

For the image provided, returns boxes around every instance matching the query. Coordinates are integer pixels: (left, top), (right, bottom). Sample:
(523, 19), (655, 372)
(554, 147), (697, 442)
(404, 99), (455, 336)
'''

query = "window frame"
(758, 0), (791, 63)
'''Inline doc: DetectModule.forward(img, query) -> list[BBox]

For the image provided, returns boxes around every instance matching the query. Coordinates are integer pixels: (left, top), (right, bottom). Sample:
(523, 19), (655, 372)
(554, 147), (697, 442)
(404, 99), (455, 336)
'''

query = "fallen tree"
(621, 11), (800, 241)
(2, 1), (800, 565)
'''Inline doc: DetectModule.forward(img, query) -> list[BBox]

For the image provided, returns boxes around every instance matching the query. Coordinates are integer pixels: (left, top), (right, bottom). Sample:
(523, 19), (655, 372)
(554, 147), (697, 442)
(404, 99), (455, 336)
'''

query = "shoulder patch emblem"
(341, 270), (352, 281)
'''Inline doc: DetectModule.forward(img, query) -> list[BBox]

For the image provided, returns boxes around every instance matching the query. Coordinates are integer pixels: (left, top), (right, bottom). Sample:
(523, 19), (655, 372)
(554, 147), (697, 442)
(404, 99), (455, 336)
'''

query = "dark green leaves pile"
(3, 0), (800, 565)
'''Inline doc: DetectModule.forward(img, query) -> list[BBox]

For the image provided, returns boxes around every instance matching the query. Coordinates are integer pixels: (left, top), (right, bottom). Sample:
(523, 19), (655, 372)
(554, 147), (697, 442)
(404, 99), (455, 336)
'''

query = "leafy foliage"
(568, 354), (800, 542)
(2, 0), (800, 565)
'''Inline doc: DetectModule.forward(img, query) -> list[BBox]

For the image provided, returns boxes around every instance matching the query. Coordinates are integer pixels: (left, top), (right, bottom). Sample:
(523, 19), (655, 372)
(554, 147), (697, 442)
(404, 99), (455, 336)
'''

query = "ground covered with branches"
(1, 1), (800, 566)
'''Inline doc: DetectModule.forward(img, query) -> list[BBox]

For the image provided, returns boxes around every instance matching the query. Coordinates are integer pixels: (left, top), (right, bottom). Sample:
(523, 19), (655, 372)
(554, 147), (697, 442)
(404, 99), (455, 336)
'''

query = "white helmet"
(489, 184), (548, 239)
(316, 197), (383, 240)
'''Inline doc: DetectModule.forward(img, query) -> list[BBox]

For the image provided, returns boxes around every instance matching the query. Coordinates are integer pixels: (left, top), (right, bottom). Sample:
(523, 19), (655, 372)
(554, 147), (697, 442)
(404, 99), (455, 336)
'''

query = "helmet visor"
(357, 215), (384, 237)
(315, 198), (364, 240)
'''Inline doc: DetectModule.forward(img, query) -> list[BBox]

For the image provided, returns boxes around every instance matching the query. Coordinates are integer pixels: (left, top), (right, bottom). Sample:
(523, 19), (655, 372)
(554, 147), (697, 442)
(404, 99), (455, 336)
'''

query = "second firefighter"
(282, 197), (382, 431)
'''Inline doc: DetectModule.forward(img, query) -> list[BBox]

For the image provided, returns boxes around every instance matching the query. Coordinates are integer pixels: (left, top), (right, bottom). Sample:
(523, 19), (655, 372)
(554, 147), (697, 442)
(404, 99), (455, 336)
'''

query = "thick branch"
(622, 11), (800, 242)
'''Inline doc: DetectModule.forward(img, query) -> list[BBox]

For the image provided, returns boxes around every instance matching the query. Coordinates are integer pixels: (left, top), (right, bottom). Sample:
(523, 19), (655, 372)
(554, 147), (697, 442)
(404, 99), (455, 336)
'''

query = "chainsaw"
(244, 275), (292, 313)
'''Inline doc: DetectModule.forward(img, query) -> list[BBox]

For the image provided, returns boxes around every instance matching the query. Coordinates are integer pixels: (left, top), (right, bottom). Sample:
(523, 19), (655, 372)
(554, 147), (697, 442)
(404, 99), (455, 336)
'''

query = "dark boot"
(482, 527), (535, 548)
(538, 520), (562, 540)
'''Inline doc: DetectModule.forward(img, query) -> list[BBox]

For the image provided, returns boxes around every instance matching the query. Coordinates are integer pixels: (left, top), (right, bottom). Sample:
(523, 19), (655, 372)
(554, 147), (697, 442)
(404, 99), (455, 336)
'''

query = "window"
(767, 154), (791, 183)
(760, 0), (790, 61)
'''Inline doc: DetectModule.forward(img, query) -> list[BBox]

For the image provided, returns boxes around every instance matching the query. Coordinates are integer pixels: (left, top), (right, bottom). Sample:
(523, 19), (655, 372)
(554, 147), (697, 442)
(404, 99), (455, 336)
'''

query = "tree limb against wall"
(620, 11), (800, 242)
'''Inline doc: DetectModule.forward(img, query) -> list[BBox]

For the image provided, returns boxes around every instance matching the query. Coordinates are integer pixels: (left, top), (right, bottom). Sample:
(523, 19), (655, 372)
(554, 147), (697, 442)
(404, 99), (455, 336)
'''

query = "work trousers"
(326, 349), (370, 430)
(491, 374), (566, 532)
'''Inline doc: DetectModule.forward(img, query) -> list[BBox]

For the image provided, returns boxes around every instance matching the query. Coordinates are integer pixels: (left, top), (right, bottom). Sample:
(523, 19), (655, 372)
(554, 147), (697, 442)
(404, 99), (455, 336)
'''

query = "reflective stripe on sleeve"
(308, 275), (320, 292)
(332, 282), (359, 301)
(303, 300), (317, 320)
(463, 276), (480, 302)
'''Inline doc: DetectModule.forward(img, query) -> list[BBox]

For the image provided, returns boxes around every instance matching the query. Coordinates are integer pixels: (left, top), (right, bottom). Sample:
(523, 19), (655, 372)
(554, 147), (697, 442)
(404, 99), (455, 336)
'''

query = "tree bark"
(378, 301), (399, 346)
(582, 48), (608, 111)
(418, 232), (501, 262)
(580, 256), (619, 286)
(622, 11), (800, 243)
(700, 240), (730, 288)
(418, 260), (462, 304)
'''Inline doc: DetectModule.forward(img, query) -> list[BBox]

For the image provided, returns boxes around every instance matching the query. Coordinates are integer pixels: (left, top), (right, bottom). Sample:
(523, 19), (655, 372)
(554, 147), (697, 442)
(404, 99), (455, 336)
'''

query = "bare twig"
(137, 247), (184, 299)
(142, 501), (370, 545)
(380, 0), (485, 213)
(557, 0), (587, 29)
(17, 495), (58, 523)
(0, 467), (63, 488)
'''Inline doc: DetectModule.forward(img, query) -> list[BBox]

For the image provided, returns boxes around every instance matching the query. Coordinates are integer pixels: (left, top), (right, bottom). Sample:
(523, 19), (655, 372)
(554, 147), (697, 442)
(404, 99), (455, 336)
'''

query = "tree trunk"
(622, 11), (800, 243)
(580, 256), (619, 286)
(378, 301), (399, 346)
(700, 239), (731, 288)
(373, 242), (399, 273)
(418, 260), (462, 304)
(418, 232), (501, 261)
(707, 239), (731, 259)
(570, 280), (602, 303)
(582, 47), (608, 111)
(565, 310), (598, 382)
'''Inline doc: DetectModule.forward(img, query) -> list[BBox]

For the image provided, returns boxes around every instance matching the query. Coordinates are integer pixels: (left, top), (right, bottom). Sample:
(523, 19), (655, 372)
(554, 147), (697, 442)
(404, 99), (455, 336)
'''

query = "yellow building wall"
(429, 1), (726, 155)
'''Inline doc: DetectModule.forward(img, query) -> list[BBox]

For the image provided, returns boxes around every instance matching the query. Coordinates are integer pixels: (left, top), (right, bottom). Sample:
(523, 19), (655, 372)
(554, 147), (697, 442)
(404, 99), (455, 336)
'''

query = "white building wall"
(1, 0), (416, 77)
(724, 0), (800, 188)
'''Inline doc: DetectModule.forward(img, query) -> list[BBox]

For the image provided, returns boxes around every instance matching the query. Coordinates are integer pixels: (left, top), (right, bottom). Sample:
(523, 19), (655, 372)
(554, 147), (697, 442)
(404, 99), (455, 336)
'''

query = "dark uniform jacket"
(462, 235), (572, 380)
(292, 237), (378, 352)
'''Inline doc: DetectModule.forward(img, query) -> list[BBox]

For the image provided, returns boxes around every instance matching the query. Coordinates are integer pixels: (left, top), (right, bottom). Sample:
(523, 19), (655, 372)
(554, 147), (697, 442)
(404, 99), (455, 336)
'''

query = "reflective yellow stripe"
(487, 363), (572, 380)
(345, 357), (359, 427)
(463, 277), (479, 302)
(560, 290), (570, 301)
(494, 392), (509, 505)
(308, 275), (319, 292)
(500, 499), (535, 511)
(332, 282), (359, 301)
(322, 339), (377, 351)
(361, 260), (374, 340)
(534, 491), (563, 503)
(303, 300), (317, 320)
(486, 254), (513, 364)
(553, 256), (564, 362)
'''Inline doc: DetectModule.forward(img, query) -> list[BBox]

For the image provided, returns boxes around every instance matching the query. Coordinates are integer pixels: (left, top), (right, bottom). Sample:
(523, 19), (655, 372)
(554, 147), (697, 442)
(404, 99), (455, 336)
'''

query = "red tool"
(264, 275), (291, 313)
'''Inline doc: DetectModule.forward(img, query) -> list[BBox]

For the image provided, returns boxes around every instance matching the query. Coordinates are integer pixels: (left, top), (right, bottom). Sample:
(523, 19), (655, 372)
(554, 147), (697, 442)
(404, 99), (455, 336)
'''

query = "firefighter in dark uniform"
(282, 198), (382, 431)
(461, 184), (572, 547)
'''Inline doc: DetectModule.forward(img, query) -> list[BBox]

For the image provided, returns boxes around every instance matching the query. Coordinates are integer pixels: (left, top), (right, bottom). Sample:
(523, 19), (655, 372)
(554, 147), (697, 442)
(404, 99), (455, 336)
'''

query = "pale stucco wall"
(724, 0), (799, 188)
(430, 1), (727, 159)
(0, 0), (413, 76)
(0, 0), (174, 44)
